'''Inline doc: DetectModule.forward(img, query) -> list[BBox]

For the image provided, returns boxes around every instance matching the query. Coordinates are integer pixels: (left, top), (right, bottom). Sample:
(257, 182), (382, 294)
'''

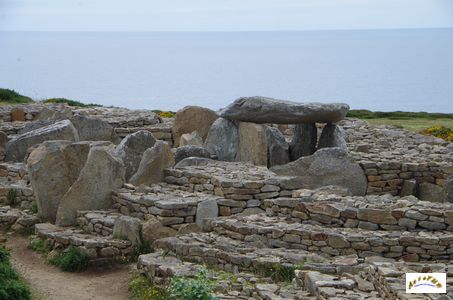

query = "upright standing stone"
(318, 124), (348, 151)
(56, 145), (125, 226)
(112, 216), (143, 245)
(266, 127), (289, 167)
(115, 130), (156, 180)
(70, 114), (118, 142)
(196, 198), (219, 230)
(27, 141), (90, 223)
(238, 122), (268, 166)
(129, 141), (175, 186)
(204, 118), (239, 161)
(271, 148), (367, 196)
(290, 123), (317, 160)
(179, 131), (203, 147)
(5, 120), (79, 162)
(172, 106), (218, 147)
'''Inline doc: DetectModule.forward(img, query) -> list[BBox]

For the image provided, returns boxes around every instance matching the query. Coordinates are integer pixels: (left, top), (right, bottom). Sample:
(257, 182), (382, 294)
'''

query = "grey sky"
(1, 0), (452, 31)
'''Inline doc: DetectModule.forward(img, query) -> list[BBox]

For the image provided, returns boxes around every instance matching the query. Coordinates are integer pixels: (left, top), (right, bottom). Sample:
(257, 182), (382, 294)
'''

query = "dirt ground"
(3, 235), (133, 300)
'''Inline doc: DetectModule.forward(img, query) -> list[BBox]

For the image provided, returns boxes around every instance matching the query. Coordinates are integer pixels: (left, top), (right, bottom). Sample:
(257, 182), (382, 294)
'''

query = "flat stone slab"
(220, 96), (349, 124)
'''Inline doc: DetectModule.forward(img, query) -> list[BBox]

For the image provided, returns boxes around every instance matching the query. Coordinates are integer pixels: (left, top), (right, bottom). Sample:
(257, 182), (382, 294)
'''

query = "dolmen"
(203, 96), (367, 195)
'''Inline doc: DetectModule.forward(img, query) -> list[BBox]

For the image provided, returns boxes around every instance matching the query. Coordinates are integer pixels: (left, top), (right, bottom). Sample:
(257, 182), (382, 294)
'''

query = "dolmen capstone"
(203, 96), (367, 195)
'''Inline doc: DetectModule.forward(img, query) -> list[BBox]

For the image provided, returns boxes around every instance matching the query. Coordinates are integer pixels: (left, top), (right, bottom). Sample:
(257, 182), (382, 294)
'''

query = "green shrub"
(43, 98), (101, 108)
(0, 88), (33, 104)
(0, 245), (31, 300)
(28, 238), (49, 254)
(420, 126), (453, 142)
(255, 263), (303, 282)
(49, 246), (90, 272)
(30, 203), (38, 214)
(128, 275), (170, 300)
(347, 109), (453, 120)
(6, 189), (17, 205)
(169, 268), (219, 300)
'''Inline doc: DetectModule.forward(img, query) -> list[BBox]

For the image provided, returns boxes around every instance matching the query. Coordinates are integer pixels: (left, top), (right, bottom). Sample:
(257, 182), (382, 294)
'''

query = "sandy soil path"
(4, 236), (133, 300)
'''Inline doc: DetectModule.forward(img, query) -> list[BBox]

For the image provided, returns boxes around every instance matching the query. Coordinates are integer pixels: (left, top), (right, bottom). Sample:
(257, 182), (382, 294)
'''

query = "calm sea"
(0, 29), (452, 112)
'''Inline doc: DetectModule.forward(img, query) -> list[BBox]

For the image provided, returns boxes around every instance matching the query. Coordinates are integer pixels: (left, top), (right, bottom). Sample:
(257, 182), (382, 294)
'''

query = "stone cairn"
(0, 99), (452, 299)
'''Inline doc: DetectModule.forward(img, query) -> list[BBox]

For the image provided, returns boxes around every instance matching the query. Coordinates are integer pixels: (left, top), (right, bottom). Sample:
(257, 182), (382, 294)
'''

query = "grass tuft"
(43, 98), (102, 107)
(48, 246), (90, 272)
(0, 245), (31, 300)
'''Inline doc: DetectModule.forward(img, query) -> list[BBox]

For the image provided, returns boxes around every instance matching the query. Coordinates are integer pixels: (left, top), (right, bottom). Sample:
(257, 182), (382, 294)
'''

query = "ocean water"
(0, 29), (452, 112)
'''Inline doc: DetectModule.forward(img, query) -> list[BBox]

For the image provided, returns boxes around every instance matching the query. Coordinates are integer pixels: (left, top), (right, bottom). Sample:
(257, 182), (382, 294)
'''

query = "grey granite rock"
(220, 96), (349, 124)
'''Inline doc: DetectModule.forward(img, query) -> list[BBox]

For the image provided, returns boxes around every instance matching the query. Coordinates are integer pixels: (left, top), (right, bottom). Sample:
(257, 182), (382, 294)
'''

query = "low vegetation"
(0, 88), (33, 104)
(28, 238), (49, 254)
(0, 245), (31, 300)
(347, 109), (453, 120)
(130, 240), (153, 262)
(420, 126), (453, 142)
(48, 246), (90, 272)
(6, 189), (17, 206)
(129, 268), (218, 300)
(152, 110), (176, 118)
(43, 98), (102, 107)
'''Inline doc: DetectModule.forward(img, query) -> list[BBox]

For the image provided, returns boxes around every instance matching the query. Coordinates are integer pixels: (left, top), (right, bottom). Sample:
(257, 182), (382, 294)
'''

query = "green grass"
(28, 238), (49, 255)
(48, 246), (90, 272)
(0, 245), (32, 300)
(364, 118), (453, 132)
(43, 98), (102, 107)
(0, 88), (34, 104)
(347, 109), (453, 132)
(6, 189), (17, 206)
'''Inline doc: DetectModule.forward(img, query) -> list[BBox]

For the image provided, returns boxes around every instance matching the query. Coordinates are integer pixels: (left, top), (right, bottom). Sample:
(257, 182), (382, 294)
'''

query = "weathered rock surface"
(174, 157), (214, 168)
(172, 106), (218, 147)
(265, 127), (289, 167)
(220, 96), (349, 124)
(116, 130), (156, 180)
(11, 107), (25, 121)
(174, 145), (211, 164)
(271, 148), (367, 196)
(56, 145), (125, 226)
(28, 141), (90, 222)
(141, 219), (177, 244)
(418, 182), (444, 202)
(129, 141), (174, 186)
(70, 114), (118, 142)
(18, 120), (54, 135)
(0, 131), (8, 149)
(318, 123), (348, 151)
(5, 120), (79, 162)
(195, 198), (219, 229)
(112, 215), (142, 245)
(290, 123), (317, 160)
(37, 106), (73, 121)
(204, 118), (239, 161)
(179, 131), (203, 147)
(238, 122), (268, 166)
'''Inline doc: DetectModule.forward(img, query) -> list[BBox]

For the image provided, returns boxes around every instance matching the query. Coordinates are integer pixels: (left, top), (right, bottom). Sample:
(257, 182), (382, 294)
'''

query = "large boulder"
(318, 124), (348, 151)
(129, 141), (175, 186)
(220, 96), (349, 124)
(141, 219), (177, 244)
(179, 131), (203, 147)
(70, 114), (118, 142)
(271, 148), (367, 196)
(5, 120), (79, 162)
(204, 118), (239, 161)
(172, 106), (218, 147)
(266, 127), (289, 167)
(290, 123), (317, 160)
(27, 141), (91, 222)
(115, 130), (156, 180)
(56, 145), (125, 226)
(418, 182), (444, 202)
(238, 122), (268, 166)
(174, 145), (211, 164)
(18, 120), (55, 135)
